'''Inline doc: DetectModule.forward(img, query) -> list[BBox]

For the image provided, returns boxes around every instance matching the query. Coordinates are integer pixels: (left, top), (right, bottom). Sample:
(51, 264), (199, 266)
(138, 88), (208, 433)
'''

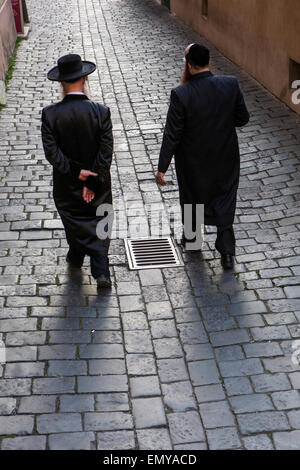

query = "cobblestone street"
(1, 0), (300, 450)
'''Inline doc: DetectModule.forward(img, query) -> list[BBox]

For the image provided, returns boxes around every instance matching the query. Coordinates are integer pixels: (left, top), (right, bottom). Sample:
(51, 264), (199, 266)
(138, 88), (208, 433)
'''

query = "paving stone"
(272, 390), (300, 410)
(38, 345), (76, 360)
(48, 330), (91, 343)
(195, 384), (226, 403)
(78, 375), (127, 393)
(89, 359), (126, 375)
(202, 307), (237, 332)
(0, 378), (31, 396)
(95, 393), (129, 412)
(116, 282), (141, 295)
(6, 331), (46, 346)
(97, 430), (135, 450)
(268, 299), (300, 313)
(199, 401), (235, 428)
(224, 377), (253, 396)
(33, 377), (75, 395)
(243, 342), (283, 358)
(286, 409), (300, 430)
(124, 330), (153, 353)
(119, 295), (144, 312)
(284, 286), (300, 298)
(130, 376), (161, 398)
(162, 381), (197, 412)
(237, 411), (290, 434)
(0, 415), (34, 435)
(229, 394), (274, 413)
(264, 356), (300, 373)
(1, 436), (46, 450)
(0, 318), (37, 332)
(215, 345), (244, 362)
(183, 343), (214, 361)
(251, 373), (291, 392)
(143, 286), (169, 303)
(60, 395), (95, 412)
(5, 362), (44, 378)
(48, 360), (87, 376)
(0, 397), (17, 415)
(132, 397), (166, 428)
(251, 326), (291, 341)
(139, 269), (164, 286)
(137, 428), (172, 450)
(177, 321), (208, 344)
(121, 312), (148, 330)
(19, 396), (56, 414)
(207, 428), (242, 450)
(49, 432), (95, 450)
(167, 411), (205, 444)
(37, 413), (82, 434)
(289, 372), (300, 389)
(243, 434), (274, 450)
(188, 360), (220, 385)
(210, 329), (250, 346)
(126, 354), (157, 376)
(153, 337), (184, 359)
(84, 412), (133, 431)
(150, 319), (177, 339)
(79, 344), (124, 359)
(219, 358), (264, 377)
(157, 358), (189, 383)
(146, 301), (174, 320)
(273, 431), (300, 450)
(228, 301), (267, 316)
(174, 307), (201, 323)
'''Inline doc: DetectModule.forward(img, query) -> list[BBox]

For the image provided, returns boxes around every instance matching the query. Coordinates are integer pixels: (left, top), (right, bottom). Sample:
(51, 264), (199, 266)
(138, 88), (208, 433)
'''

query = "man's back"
(43, 95), (109, 170)
(158, 70), (249, 211)
(173, 71), (249, 164)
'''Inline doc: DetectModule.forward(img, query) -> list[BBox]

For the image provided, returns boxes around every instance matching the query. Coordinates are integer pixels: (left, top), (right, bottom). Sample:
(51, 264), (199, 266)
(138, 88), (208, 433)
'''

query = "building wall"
(0, 0), (17, 81)
(169, 0), (300, 114)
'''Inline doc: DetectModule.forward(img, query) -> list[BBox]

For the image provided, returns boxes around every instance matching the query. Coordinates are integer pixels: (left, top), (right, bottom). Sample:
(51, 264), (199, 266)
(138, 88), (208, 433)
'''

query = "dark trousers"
(66, 236), (110, 279)
(215, 225), (235, 256)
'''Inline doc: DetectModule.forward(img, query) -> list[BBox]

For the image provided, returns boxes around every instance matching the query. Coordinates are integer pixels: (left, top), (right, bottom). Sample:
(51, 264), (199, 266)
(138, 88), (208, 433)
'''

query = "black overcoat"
(41, 94), (113, 257)
(158, 71), (249, 227)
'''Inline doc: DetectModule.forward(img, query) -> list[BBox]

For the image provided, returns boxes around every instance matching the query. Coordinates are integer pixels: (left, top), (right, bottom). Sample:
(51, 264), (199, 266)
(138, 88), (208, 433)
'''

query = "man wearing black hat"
(156, 43), (249, 269)
(41, 54), (113, 288)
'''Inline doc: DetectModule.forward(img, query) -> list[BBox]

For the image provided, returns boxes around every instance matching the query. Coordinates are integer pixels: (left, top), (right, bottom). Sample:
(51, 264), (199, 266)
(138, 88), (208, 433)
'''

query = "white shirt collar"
(66, 92), (85, 95)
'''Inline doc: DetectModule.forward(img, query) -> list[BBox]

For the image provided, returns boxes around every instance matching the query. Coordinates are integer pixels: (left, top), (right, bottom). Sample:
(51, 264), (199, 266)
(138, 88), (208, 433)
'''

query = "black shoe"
(221, 254), (234, 270)
(66, 254), (83, 269)
(96, 274), (112, 289)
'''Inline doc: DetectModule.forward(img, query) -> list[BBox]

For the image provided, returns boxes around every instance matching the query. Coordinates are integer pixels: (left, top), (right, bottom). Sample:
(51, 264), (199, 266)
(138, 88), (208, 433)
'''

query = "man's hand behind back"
(79, 169), (98, 181)
(82, 186), (95, 203)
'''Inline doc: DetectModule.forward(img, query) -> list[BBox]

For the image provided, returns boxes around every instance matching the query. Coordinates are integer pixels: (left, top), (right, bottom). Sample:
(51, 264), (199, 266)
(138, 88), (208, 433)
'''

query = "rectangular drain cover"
(124, 237), (184, 270)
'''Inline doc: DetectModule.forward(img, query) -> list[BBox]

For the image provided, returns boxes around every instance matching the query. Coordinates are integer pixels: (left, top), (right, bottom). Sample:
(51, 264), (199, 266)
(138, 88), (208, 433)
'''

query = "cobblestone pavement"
(0, 0), (300, 451)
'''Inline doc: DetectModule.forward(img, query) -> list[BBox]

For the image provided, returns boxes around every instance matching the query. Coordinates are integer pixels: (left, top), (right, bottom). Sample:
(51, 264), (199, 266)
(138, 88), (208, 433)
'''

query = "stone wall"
(0, 0), (17, 82)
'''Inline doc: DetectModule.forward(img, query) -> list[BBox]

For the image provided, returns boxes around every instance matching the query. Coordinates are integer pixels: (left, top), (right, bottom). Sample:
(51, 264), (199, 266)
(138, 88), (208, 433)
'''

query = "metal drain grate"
(124, 237), (184, 270)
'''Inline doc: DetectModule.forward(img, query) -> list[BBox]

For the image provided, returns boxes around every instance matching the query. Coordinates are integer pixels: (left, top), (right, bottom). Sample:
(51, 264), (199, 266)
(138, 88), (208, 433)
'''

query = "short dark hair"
(186, 43), (210, 68)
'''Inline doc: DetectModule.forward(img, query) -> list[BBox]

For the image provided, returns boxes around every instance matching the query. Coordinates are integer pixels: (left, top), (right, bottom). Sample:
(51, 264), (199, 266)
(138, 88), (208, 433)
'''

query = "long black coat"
(158, 71), (249, 227)
(41, 94), (113, 256)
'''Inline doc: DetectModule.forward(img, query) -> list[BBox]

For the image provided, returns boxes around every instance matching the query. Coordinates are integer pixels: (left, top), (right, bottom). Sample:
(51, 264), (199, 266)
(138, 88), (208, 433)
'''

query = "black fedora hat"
(47, 54), (96, 82)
